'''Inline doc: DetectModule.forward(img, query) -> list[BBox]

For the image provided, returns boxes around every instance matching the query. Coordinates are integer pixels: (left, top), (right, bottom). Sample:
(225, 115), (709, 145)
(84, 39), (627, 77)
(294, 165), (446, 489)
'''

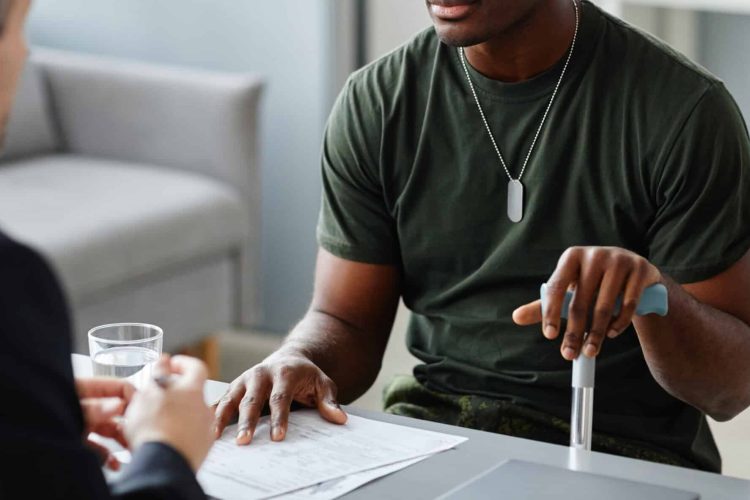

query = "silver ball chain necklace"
(458, 0), (580, 223)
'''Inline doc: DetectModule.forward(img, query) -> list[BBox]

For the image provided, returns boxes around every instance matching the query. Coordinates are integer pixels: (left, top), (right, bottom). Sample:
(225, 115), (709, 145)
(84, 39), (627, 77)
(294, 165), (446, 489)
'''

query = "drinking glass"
(88, 323), (163, 389)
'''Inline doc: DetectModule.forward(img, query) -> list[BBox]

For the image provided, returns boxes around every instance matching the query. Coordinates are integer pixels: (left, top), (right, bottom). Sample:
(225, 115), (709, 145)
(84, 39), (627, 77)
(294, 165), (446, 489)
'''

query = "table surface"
(72, 354), (750, 499)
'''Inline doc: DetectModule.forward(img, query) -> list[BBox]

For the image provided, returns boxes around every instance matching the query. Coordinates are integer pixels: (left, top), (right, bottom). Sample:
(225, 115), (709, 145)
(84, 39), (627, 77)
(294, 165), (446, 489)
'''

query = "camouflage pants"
(383, 375), (697, 470)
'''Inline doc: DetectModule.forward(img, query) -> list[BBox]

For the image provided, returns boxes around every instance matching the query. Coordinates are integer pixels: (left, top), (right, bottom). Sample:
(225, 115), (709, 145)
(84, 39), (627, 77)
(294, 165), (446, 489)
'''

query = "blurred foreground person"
(0, 2), (213, 498)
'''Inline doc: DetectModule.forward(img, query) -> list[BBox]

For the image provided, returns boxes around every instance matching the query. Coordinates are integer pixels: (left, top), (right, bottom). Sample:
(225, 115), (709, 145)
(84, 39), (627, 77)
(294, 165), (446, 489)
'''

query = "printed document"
(269, 456), (428, 500)
(197, 409), (467, 500)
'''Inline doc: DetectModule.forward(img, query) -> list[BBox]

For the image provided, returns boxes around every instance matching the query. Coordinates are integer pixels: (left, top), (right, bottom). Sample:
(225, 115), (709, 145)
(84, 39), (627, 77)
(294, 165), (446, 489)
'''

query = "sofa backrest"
(0, 57), (61, 162)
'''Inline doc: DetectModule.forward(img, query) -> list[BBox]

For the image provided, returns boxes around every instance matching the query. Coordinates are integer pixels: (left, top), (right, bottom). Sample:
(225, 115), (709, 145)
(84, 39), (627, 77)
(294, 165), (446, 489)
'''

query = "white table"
(72, 354), (750, 499)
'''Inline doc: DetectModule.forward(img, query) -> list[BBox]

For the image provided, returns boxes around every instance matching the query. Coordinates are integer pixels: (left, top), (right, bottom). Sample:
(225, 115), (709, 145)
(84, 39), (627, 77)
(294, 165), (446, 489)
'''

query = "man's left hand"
(512, 246), (662, 361)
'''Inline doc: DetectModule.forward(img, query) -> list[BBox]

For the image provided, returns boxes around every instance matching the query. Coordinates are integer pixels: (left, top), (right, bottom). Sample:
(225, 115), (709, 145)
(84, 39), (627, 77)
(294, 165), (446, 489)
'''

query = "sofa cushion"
(0, 61), (60, 161)
(0, 155), (247, 303)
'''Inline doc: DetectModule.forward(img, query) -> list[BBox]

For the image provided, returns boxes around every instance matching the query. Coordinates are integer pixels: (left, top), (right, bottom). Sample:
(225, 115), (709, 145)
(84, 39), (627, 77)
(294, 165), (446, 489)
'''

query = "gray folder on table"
(439, 460), (700, 500)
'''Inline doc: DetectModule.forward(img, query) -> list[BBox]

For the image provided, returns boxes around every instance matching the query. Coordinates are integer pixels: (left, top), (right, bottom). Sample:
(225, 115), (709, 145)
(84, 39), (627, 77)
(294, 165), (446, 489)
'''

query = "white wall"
(700, 12), (750, 119)
(26, 0), (347, 333)
(366, 0), (430, 61)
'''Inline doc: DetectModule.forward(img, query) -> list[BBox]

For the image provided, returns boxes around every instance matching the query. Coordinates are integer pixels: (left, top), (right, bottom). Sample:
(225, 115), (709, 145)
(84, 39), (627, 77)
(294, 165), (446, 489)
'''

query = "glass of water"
(89, 323), (163, 389)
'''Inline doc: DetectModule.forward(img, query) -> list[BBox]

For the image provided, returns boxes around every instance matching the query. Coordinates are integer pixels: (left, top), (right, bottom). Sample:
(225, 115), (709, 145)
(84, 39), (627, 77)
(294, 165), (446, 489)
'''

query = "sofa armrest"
(32, 48), (265, 326)
(32, 48), (264, 193)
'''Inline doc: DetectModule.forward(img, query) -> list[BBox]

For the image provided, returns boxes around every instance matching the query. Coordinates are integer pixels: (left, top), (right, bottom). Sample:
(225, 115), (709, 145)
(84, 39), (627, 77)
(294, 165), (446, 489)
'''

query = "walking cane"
(540, 283), (669, 451)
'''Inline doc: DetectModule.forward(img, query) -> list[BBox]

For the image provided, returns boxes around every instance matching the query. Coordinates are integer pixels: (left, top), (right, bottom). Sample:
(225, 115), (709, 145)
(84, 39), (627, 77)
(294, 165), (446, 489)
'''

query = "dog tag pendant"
(508, 179), (524, 223)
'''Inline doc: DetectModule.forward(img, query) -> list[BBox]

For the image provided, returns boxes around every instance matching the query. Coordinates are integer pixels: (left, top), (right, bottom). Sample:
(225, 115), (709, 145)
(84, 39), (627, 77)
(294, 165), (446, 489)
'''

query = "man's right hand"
(212, 348), (348, 445)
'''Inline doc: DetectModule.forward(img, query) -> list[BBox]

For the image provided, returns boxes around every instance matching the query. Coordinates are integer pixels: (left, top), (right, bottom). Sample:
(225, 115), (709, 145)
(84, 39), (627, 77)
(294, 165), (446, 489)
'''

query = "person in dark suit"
(0, 2), (213, 498)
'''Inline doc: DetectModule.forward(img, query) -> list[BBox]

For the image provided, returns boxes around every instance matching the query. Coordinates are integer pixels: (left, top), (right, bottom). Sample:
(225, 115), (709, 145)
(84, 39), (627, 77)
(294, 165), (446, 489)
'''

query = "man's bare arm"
(213, 248), (401, 444)
(283, 249), (401, 402)
(634, 251), (750, 421)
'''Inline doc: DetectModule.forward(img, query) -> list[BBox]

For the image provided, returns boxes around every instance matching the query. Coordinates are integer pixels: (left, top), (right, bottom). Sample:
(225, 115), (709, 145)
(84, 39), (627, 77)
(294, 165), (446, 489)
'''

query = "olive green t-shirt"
(317, 1), (750, 472)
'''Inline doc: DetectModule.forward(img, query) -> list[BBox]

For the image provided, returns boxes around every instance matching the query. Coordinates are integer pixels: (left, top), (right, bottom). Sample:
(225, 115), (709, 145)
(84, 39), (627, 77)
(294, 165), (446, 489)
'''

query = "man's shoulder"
(345, 26), (438, 99)
(597, 6), (721, 91)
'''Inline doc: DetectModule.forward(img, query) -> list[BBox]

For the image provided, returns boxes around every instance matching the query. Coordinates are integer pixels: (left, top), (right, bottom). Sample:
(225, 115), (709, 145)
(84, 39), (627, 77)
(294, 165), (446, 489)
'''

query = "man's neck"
(464, 0), (577, 83)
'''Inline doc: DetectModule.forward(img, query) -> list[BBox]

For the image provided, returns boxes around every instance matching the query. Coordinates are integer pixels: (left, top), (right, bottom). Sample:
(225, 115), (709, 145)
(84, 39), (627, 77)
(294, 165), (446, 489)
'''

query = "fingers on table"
(316, 375), (347, 425)
(215, 366), (348, 446)
(236, 370), (272, 445)
(269, 379), (294, 442)
(213, 382), (245, 438)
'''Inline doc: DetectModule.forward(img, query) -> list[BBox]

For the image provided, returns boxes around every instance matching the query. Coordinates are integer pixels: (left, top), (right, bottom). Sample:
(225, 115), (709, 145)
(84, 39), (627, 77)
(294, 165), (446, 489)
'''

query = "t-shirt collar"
(451, 0), (605, 102)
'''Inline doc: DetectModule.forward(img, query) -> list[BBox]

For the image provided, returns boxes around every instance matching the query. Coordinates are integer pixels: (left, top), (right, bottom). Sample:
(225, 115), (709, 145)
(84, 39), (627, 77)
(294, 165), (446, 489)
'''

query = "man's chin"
(433, 25), (488, 48)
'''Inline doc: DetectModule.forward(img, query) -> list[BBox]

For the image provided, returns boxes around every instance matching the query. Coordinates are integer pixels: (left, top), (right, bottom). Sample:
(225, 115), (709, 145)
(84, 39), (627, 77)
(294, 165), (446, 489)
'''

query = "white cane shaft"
(570, 386), (594, 450)
(570, 355), (596, 450)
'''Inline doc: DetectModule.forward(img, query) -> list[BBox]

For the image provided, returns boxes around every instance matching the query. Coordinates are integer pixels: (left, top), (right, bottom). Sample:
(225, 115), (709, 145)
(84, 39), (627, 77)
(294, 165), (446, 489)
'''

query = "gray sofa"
(0, 48), (264, 353)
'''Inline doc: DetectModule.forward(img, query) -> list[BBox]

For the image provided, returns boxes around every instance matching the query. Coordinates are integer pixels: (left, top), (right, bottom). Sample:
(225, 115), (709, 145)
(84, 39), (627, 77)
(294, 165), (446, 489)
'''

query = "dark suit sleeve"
(0, 233), (204, 500)
(113, 443), (205, 500)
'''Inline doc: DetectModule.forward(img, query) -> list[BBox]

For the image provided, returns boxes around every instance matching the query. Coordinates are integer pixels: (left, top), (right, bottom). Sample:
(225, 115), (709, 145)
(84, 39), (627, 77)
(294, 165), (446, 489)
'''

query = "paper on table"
(114, 444), (430, 500)
(271, 456), (428, 500)
(197, 409), (467, 500)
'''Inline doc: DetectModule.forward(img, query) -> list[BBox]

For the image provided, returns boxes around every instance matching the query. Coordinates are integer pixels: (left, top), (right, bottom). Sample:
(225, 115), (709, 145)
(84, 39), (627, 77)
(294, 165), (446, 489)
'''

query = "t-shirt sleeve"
(647, 82), (750, 283)
(316, 76), (400, 265)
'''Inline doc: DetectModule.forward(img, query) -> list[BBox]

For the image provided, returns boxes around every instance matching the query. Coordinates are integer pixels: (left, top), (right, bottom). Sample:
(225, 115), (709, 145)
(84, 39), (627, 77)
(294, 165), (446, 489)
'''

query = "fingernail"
(328, 399), (341, 409)
(607, 329), (618, 339)
(236, 430), (250, 443)
(562, 347), (576, 360)
(272, 426), (284, 441)
(544, 325), (557, 339)
(584, 344), (597, 358)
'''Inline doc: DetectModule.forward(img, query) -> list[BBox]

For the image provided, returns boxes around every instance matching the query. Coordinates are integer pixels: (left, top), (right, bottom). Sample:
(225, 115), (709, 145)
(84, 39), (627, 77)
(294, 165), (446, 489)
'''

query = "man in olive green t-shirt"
(215, 0), (750, 472)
